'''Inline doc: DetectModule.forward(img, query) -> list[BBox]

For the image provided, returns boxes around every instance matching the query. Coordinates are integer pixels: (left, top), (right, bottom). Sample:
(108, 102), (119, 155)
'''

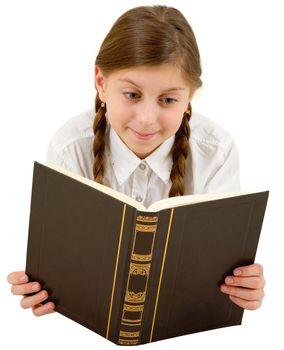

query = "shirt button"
(139, 163), (146, 170)
(136, 195), (143, 202)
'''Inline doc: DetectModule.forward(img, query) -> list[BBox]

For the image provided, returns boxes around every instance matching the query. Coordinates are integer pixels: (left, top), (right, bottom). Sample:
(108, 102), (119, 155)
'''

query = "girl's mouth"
(131, 128), (157, 140)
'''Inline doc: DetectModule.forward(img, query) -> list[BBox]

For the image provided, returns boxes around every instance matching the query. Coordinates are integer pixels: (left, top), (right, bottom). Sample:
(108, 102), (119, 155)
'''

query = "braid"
(168, 103), (192, 197)
(93, 94), (107, 184)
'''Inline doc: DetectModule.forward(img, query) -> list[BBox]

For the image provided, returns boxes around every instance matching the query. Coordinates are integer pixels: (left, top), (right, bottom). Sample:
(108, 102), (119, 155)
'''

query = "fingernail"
(221, 285), (229, 292)
(40, 291), (47, 298)
(47, 302), (55, 310)
(31, 283), (40, 291)
(234, 269), (242, 276)
(20, 275), (28, 282)
(225, 277), (234, 284)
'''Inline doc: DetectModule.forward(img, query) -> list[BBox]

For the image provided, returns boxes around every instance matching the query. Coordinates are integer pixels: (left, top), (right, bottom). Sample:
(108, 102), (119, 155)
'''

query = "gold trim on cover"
(132, 253), (152, 262)
(121, 322), (141, 326)
(119, 331), (140, 338)
(137, 215), (158, 223)
(122, 303), (143, 324)
(117, 212), (159, 345)
(106, 204), (127, 340)
(124, 263), (150, 302)
(136, 223), (157, 232)
(130, 262), (150, 275)
(118, 339), (140, 345)
(150, 208), (174, 343)
(124, 304), (144, 312)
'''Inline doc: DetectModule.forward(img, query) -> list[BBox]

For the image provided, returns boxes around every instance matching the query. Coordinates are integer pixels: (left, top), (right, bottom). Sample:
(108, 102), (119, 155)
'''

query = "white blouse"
(46, 109), (241, 208)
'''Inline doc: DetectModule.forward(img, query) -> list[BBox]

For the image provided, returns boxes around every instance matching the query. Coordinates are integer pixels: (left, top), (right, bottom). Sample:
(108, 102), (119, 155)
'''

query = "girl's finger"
(32, 302), (56, 316)
(7, 271), (28, 285)
(233, 263), (263, 277)
(220, 284), (265, 301)
(229, 295), (262, 310)
(11, 282), (41, 296)
(224, 275), (265, 289)
(20, 290), (49, 309)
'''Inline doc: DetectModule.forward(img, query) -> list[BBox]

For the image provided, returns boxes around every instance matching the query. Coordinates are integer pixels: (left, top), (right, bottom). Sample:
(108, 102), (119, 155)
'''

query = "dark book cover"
(25, 161), (269, 345)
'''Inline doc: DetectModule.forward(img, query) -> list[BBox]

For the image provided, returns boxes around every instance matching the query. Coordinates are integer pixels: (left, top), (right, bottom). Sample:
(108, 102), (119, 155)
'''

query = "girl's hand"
(7, 271), (55, 316)
(220, 263), (265, 310)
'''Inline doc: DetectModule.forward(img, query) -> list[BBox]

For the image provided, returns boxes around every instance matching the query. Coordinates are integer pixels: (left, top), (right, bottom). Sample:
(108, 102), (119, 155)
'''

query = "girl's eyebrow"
(118, 78), (186, 92)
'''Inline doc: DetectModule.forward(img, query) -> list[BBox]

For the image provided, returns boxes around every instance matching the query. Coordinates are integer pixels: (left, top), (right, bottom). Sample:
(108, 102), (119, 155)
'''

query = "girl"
(8, 5), (265, 317)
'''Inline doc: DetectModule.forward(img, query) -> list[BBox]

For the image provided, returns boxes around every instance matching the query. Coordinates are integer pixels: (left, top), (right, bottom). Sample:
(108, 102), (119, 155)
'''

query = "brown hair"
(93, 5), (202, 196)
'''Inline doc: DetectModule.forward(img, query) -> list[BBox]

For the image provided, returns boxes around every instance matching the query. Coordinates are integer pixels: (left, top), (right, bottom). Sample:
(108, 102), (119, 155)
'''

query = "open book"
(25, 161), (269, 345)
(47, 162), (250, 211)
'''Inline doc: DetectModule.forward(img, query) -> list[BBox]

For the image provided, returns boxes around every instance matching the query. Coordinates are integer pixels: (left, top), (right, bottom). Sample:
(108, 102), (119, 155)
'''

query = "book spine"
(116, 211), (158, 346)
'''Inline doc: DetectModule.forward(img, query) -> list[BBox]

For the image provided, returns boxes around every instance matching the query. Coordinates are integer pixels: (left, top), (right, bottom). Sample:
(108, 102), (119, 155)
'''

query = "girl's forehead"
(109, 64), (188, 88)
(114, 64), (181, 76)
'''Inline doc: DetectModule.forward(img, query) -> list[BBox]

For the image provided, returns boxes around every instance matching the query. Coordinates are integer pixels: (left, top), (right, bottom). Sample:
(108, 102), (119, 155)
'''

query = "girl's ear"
(94, 65), (107, 102)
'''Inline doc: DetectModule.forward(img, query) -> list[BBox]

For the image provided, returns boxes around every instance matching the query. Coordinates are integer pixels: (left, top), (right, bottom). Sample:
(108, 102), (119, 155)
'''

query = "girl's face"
(95, 64), (194, 159)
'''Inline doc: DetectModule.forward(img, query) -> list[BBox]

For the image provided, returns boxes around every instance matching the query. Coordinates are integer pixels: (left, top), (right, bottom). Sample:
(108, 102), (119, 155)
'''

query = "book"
(25, 161), (269, 345)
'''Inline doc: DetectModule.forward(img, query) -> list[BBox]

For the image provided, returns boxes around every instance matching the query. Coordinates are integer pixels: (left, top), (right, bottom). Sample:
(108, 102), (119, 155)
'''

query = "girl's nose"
(135, 102), (158, 125)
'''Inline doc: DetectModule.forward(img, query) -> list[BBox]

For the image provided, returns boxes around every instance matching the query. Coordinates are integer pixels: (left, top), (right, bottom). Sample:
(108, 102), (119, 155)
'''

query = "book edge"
(147, 191), (251, 211)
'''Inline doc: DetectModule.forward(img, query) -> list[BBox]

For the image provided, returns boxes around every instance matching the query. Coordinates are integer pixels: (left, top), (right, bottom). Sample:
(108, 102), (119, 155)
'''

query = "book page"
(147, 191), (250, 211)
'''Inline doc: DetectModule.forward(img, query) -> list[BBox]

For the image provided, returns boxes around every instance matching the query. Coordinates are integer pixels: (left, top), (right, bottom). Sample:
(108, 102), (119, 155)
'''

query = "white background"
(1, 0), (283, 348)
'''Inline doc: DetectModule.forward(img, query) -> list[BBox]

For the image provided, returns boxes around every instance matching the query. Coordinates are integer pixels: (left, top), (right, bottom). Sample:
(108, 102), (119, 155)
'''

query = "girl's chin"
(131, 143), (162, 159)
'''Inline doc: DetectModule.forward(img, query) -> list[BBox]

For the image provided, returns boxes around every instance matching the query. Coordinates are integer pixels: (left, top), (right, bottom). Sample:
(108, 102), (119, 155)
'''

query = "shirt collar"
(108, 125), (174, 185)
(145, 135), (174, 184)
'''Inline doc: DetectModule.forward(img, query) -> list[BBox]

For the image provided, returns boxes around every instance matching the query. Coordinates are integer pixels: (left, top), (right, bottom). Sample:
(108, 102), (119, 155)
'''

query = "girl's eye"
(124, 92), (140, 100)
(161, 97), (177, 104)
(123, 92), (177, 105)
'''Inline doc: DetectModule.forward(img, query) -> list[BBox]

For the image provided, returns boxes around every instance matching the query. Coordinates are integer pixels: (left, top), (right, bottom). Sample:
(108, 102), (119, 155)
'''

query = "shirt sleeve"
(46, 139), (75, 172)
(203, 139), (241, 192)
(46, 139), (64, 166)
(46, 138), (88, 178)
